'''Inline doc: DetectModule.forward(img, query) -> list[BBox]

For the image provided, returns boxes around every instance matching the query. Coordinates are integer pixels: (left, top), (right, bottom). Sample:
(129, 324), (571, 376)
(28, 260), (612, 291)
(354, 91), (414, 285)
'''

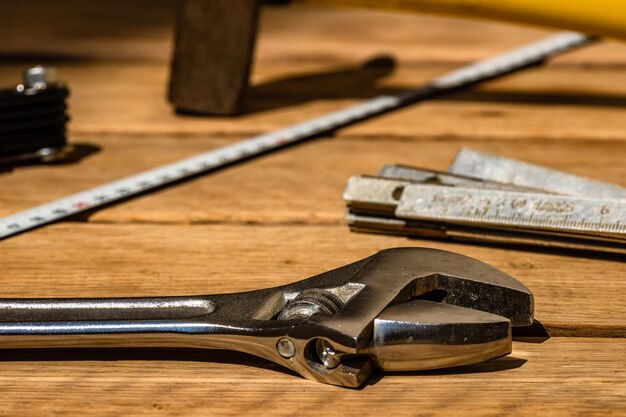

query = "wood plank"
(0, 223), (623, 335)
(1, 136), (623, 223)
(0, 338), (623, 416)
(0, 2), (624, 66)
(1, 62), (624, 139)
(297, 0), (626, 41)
(258, 7), (626, 67)
(1, 4), (624, 140)
(1, 3), (623, 415)
(0, 0), (175, 63)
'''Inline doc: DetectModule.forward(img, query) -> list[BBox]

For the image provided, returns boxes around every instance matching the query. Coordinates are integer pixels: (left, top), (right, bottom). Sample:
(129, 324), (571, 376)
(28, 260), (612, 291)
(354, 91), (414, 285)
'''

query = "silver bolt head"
(276, 338), (296, 359)
(22, 66), (56, 89)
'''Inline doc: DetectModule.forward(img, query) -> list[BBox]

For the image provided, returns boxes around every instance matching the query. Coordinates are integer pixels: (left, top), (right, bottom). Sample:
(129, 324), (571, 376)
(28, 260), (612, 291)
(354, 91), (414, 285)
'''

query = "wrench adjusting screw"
(277, 289), (343, 321)
(276, 338), (296, 359)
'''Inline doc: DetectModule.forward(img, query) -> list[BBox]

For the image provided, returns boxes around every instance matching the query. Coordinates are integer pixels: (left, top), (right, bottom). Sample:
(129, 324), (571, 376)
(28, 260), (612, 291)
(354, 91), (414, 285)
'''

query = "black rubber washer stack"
(0, 84), (70, 160)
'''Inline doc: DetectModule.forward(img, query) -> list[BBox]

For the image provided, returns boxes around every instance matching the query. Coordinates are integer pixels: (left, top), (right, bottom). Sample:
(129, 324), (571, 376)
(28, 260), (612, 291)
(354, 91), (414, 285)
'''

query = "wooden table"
(0, 2), (624, 415)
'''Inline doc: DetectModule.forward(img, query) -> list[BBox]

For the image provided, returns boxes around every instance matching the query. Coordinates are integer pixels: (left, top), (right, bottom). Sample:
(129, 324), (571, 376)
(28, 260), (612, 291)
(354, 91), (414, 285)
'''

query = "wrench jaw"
(265, 248), (533, 387)
(276, 302), (513, 387)
(186, 248), (533, 387)
(362, 300), (512, 371)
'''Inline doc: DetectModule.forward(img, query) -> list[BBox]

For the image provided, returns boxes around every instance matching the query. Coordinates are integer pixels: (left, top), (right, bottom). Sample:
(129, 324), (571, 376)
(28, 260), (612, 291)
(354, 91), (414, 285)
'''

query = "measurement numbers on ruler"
(396, 185), (626, 236)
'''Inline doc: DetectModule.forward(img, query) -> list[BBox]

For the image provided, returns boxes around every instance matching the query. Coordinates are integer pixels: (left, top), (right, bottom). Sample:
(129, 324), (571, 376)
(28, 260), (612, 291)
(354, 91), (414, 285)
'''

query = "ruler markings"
(396, 184), (626, 237)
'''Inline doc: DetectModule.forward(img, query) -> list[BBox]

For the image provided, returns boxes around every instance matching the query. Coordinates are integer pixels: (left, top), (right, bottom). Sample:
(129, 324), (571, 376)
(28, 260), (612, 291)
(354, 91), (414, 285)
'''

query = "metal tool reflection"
(0, 248), (533, 387)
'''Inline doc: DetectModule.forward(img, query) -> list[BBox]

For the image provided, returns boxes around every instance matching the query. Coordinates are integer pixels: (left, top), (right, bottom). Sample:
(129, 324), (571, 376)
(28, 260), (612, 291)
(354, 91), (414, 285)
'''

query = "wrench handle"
(0, 296), (215, 322)
(0, 296), (229, 349)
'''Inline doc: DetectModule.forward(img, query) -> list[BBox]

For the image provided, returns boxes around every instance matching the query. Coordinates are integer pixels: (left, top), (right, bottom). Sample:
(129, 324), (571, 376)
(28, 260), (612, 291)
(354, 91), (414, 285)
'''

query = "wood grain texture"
(1, 62), (624, 139)
(0, 3), (624, 415)
(1, 1), (625, 66)
(0, 338), (624, 417)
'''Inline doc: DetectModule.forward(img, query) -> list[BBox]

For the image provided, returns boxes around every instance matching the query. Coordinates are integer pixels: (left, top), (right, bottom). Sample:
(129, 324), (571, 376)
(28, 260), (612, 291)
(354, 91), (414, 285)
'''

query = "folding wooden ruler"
(344, 149), (626, 254)
(0, 32), (594, 240)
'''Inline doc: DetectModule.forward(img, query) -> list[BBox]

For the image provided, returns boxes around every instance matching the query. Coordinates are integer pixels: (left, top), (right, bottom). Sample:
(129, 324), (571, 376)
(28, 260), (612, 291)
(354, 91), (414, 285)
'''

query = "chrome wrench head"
(0, 247), (533, 388)
(265, 247), (533, 386)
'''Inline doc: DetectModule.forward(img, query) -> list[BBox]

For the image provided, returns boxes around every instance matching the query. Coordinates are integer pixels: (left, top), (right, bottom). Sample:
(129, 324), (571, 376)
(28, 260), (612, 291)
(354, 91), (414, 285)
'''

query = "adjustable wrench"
(0, 247), (533, 387)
